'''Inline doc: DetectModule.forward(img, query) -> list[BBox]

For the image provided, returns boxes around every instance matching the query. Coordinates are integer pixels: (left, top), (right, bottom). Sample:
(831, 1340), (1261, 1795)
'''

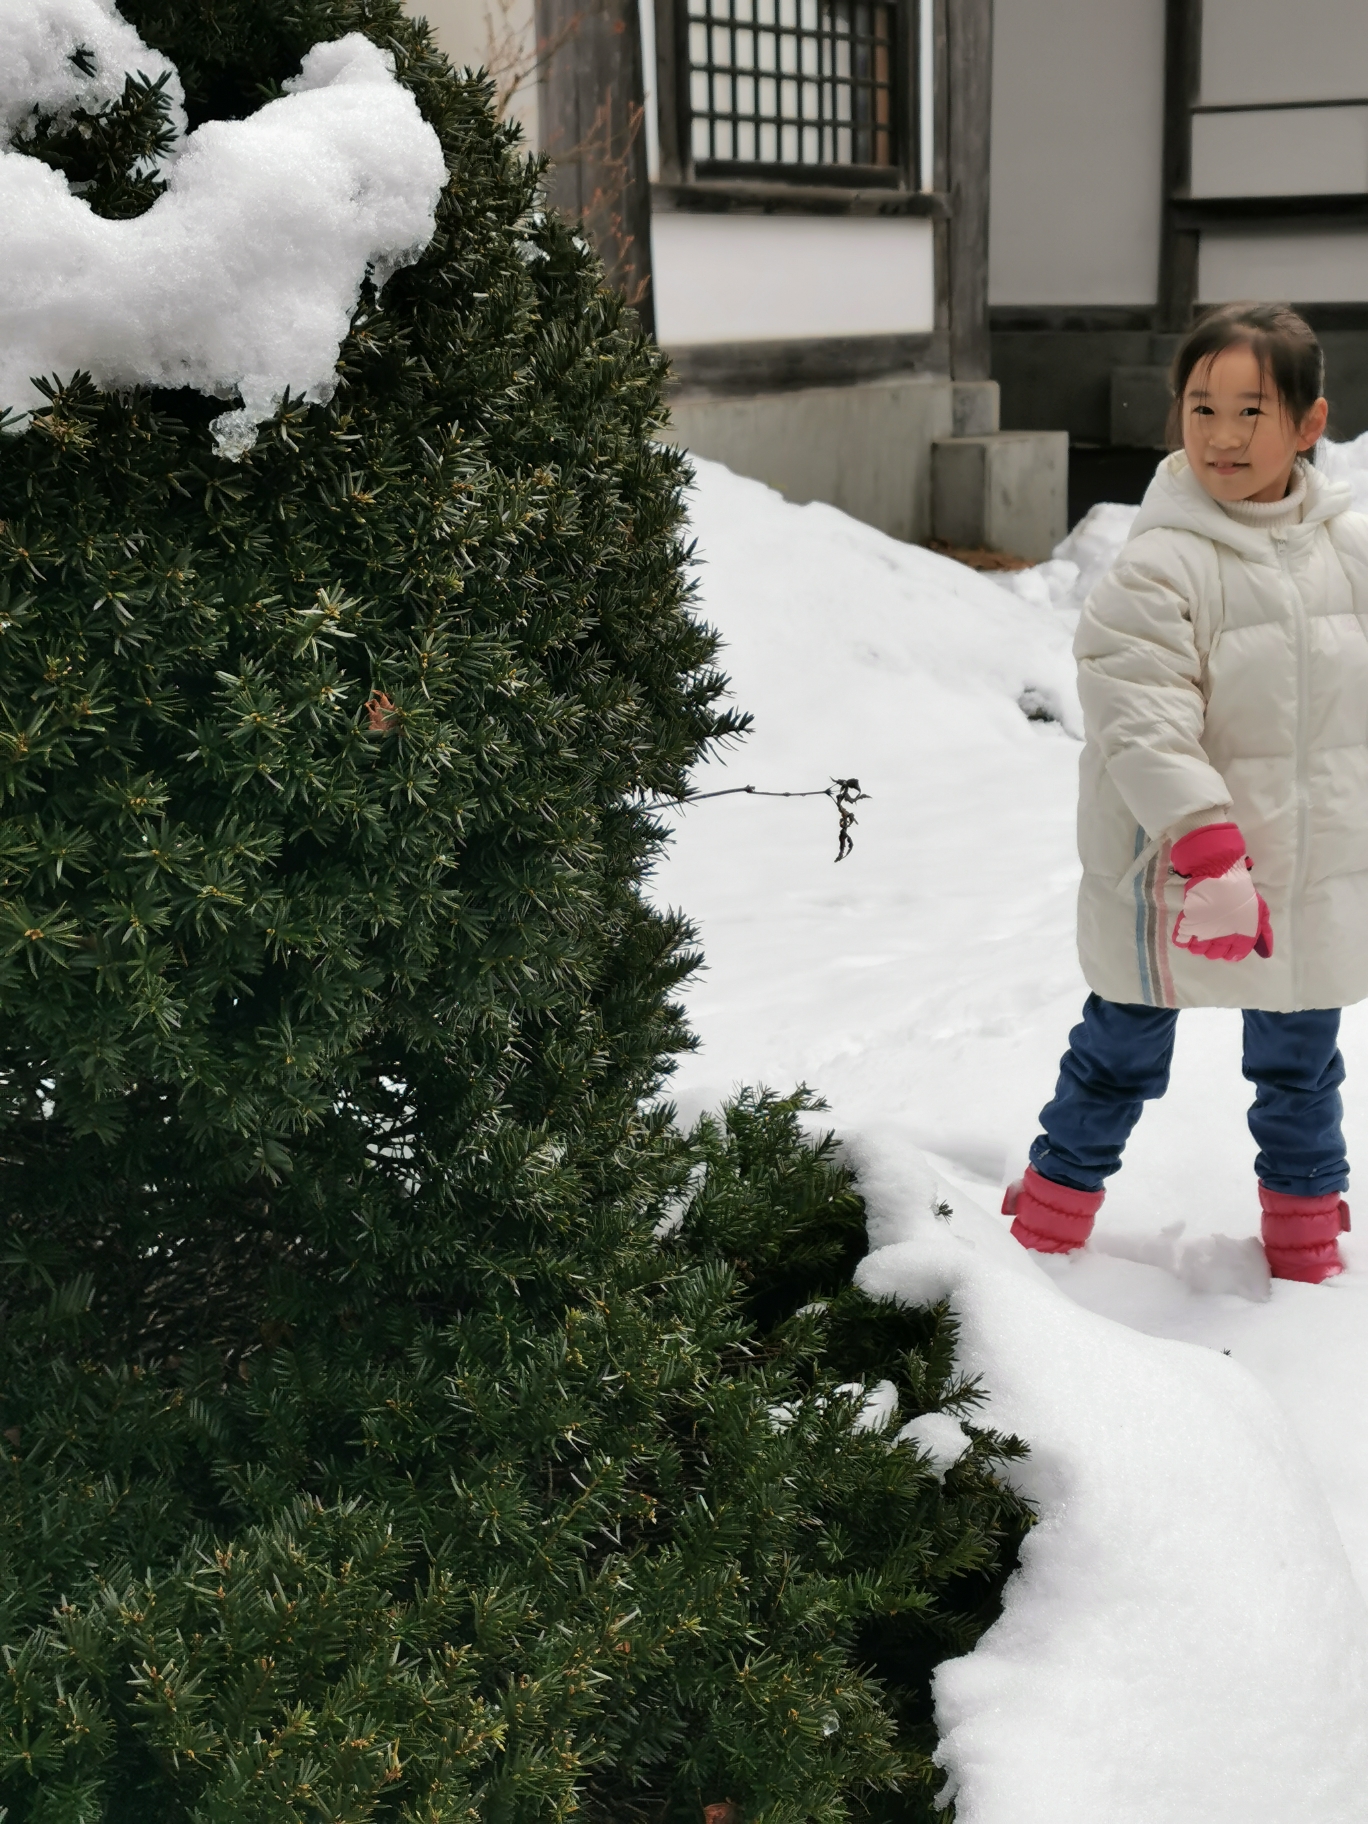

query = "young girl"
(1003, 302), (1368, 1284)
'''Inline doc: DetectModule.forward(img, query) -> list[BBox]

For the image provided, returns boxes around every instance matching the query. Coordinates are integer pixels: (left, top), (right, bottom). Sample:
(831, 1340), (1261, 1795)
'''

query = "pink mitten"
(1170, 822), (1272, 962)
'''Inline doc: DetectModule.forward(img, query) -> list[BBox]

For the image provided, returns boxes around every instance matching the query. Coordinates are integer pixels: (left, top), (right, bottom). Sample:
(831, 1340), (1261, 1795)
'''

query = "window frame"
(655, 0), (927, 199)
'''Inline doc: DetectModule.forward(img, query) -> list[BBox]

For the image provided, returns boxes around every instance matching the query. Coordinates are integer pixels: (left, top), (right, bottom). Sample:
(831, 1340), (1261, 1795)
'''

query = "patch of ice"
(0, 19), (446, 457)
(896, 1409), (971, 1479)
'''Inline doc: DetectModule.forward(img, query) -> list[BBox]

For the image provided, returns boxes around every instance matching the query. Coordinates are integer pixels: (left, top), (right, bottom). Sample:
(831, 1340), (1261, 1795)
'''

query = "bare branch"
(647, 779), (871, 863)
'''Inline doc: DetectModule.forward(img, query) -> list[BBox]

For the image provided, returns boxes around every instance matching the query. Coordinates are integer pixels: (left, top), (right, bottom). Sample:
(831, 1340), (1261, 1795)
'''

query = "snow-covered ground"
(652, 440), (1368, 1823)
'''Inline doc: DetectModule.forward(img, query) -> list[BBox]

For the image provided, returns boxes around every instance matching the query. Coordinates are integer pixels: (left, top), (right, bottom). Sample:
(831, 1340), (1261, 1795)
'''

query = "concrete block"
(953, 378), (1000, 437)
(664, 373), (955, 543)
(932, 430), (1069, 562)
(1110, 365), (1172, 449)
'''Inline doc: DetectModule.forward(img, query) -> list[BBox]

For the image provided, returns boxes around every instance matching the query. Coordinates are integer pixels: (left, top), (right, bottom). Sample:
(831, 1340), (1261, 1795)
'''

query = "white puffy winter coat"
(1075, 451), (1368, 1011)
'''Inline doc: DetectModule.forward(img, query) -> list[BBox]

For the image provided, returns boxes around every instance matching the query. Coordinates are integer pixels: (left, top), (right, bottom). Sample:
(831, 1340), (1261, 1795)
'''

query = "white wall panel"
(1199, 231), (1368, 304)
(989, 0), (1166, 305)
(1191, 106), (1368, 196)
(652, 214), (936, 345)
(1202, 0), (1368, 107)
(640, 0), (661, 180)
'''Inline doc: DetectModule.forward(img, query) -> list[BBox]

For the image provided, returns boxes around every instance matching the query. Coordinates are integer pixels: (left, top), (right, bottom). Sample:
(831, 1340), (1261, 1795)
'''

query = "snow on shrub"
(0, 0), (184, 141)
(0, 13), (444, 455)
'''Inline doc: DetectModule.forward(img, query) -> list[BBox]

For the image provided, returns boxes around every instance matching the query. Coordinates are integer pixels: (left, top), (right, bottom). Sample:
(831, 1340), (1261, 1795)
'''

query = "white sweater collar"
(1218, 461), (1308, 529)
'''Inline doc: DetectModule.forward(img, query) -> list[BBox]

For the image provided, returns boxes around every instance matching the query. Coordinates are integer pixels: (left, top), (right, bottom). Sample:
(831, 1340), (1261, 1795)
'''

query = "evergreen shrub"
(0, 7), (1032, 1819)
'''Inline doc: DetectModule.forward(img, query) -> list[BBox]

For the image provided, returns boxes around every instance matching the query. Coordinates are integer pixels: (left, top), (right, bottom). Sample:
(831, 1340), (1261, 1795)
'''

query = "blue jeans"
(1029, 993), (1348, 1198)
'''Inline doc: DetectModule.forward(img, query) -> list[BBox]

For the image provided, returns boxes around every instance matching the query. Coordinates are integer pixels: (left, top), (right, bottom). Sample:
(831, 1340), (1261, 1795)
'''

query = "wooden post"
(932, 0), (951, 345)
(1158, 0), (1202, 333)
(536, 0), (655, 337)
(946, 0), (993, 380)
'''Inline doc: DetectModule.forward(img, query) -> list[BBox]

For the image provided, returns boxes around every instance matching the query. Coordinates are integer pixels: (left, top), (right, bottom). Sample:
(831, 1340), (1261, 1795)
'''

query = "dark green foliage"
(674, 1092), (1032, 1787)
(1, 1088), (1029, 1823)
(15, 69), (179, 218)
(0, 10), (1031, 1820)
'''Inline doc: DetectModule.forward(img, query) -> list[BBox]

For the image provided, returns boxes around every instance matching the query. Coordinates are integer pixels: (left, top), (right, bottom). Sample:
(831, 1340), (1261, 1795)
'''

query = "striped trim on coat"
(1131, 826), (1177, 1008)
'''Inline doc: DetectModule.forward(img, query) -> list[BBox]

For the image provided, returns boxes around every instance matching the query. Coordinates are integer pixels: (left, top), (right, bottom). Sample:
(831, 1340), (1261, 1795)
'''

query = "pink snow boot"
(1003, 1165), (1105, 1254)
(1259, 1185), (1350, 1284)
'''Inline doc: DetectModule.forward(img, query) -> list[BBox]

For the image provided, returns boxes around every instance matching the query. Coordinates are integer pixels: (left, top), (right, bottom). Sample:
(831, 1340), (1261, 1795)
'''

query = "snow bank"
(856, 1141), (1368, 1824)
(992, 500), (1140, 624)
(670, 457), (1082, 762)
(1317, 430), (1368, 513)
(656, 456), (1368, 1822)
(0, 14), (446, 456)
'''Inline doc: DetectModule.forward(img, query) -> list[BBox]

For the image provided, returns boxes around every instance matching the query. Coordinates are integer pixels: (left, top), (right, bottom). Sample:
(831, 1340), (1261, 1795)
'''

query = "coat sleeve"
(1074, 531), (1233, 838)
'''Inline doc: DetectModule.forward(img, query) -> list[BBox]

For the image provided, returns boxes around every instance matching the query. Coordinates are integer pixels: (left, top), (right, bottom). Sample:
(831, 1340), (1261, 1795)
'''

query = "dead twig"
(482, 0), (582, 121)
(648, 778), (870, 863)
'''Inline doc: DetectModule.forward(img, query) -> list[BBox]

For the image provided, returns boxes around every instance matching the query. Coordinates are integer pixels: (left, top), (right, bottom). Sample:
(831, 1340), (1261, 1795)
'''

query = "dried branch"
(479, 0), (582, 120)
(559, 90), (651, 307)
(647, 778), (870, 863)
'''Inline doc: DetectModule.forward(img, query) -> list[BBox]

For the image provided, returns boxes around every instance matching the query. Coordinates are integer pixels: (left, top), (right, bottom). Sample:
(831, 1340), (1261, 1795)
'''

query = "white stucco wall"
(651, 213), (936, 345)
(1200, 232), (1368, 305)
(1201, 0), (1368, 107)
(1191, 106), (1368, 198)
(1196, 0), (1368, 306)
(988, 0), (1166, 305)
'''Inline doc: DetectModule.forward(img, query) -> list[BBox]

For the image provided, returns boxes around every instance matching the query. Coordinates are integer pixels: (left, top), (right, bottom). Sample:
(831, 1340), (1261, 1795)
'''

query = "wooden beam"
(1158, 0), (1202, 333)
(536, 0), (655, 337)
(945, 0), (993, 380)
(1172, 192), (1368, 229)
(653, 0), (688, 185)
(932, 0), (951, 342)
(665, 331), (950, 396)
(652, 179), (947, 218)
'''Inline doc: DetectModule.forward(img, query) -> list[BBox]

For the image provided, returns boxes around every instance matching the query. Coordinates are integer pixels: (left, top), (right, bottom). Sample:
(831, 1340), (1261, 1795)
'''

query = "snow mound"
(896, 1410), (972, 1479)
(855, 1131), (1368, 1824)
(0, 0), (185, 144)
(0, 18), (446, 457)
(992, 501), (1142, 626)
(668, 458), (1082, 758)
(1317, 430), (1368, 513)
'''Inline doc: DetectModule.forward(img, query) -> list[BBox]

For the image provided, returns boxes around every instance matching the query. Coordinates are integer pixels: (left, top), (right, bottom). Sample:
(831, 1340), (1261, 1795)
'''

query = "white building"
(419, 1), (1368, 548)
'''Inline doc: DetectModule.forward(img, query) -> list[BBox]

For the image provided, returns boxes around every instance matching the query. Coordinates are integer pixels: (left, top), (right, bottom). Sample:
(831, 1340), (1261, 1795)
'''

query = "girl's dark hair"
(1167, 302), (1326, 450)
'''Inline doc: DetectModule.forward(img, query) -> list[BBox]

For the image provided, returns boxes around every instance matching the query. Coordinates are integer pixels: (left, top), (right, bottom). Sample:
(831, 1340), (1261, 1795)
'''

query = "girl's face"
(1181, 342), (1328, 504)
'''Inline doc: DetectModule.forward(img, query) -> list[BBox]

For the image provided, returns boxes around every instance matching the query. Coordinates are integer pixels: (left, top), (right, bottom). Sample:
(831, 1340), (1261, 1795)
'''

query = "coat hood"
(1127, 451), (1354, 563)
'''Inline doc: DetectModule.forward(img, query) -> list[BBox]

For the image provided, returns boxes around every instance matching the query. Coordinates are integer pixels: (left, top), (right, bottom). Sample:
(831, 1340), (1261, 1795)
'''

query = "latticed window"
(687, 0), (903, 175)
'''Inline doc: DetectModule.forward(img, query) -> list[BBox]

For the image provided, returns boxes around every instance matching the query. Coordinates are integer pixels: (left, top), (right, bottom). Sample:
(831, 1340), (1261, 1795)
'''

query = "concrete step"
(932, 429), (1069, 563)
